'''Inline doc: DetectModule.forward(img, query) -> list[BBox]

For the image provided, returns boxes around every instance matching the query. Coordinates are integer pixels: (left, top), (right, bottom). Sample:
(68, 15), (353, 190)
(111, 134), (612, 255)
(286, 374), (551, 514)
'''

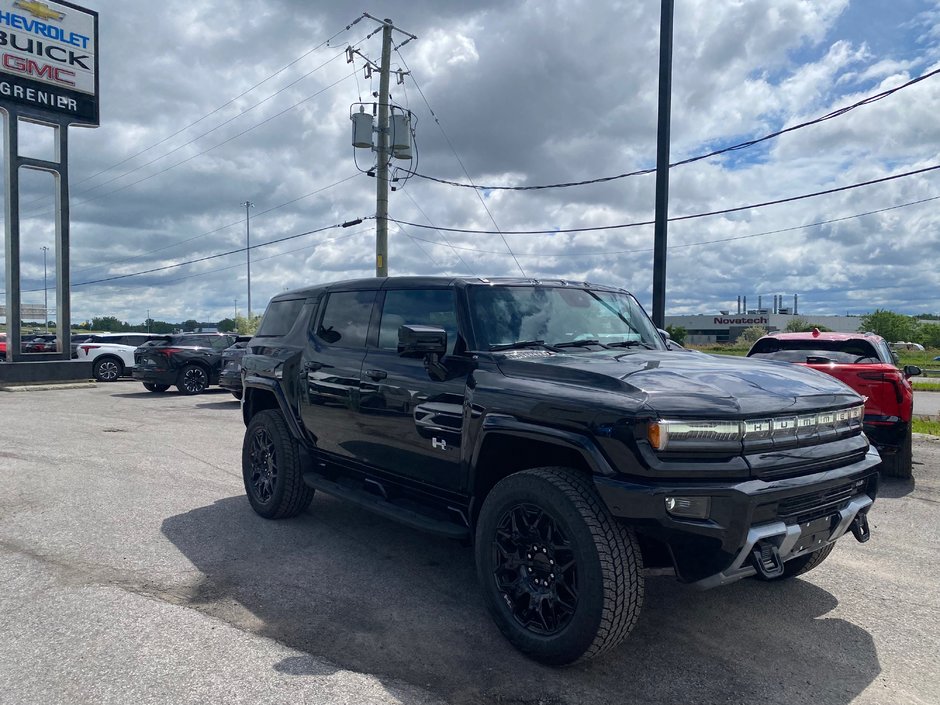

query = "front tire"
(474, 467), (643, 665)
(879, 425), (913, 479)
(93, 357), (123, 382)
(142, 382), (170, 393)
(176, 364), (209, 395)
(242, 410), (314, 519)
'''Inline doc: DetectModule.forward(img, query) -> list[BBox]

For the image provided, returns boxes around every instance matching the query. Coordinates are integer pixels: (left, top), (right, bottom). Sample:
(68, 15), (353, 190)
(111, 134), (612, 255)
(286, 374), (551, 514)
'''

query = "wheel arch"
(468, 417), (614, 526)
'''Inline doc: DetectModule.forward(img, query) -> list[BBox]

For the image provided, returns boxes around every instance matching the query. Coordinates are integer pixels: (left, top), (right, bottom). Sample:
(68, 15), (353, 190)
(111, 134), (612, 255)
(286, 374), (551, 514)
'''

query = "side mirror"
(903, 365), (922, 378)
(398, 325), (447, 356)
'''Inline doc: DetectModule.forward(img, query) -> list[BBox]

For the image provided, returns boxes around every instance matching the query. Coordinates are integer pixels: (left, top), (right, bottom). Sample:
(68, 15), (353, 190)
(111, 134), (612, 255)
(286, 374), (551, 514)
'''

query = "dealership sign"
(0, 0), (98, 125)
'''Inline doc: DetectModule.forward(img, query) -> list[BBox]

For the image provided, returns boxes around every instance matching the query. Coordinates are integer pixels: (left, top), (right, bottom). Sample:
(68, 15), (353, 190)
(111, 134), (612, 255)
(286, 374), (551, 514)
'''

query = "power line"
(390, 163), (940, 235)
(63, 16), (367, 193)
(71, 174), (360, 276)
(69, 220), (369, 288)
(402, 194), (940, 257)
(400, 189), (476, 275)
(21, 71), (359, 221)
(411, 67), (940, 192)
(395, 49), (525, 277)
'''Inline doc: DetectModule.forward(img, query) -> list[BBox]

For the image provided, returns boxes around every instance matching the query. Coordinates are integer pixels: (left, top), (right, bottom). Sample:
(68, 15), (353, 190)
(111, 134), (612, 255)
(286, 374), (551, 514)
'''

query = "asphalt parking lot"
(1, 382), (938, 705)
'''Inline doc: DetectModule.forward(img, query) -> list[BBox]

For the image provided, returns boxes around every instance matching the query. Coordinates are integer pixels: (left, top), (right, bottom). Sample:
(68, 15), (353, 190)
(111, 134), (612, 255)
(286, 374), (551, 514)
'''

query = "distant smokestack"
(758, 295), (762, 311)
(743, 296), (747, 313)
(794, 294), (798, 315)
(737, 296), (741, 314)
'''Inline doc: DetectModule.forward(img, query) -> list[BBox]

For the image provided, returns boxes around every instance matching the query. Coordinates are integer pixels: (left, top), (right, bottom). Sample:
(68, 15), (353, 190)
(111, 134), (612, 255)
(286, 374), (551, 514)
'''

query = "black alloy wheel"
(177, 364), (209, 395)
(93, 357), (123, 382)
(241, 410), (314, 519)
(492, 503), (579, 635)
(475, 467), (643, 665)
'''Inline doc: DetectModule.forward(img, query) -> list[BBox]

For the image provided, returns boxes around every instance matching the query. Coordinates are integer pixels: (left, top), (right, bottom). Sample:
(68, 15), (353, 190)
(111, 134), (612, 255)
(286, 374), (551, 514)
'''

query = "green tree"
(858, 310), (919, 343)
(234, 314), (262, 335)
(919, 323), (940, 349)
(785, 317), (831, 333)
(217, 317), (236, 332)
(91, 316), (127, 332)
(181, 319), (200, 332)
(734, 325), (767, 348)
(665, 325), (687, 345)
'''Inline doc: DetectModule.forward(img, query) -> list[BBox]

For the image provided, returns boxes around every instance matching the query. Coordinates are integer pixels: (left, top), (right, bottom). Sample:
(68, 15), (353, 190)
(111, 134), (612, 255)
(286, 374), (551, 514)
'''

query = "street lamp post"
(40, 246), (49, 332)
(241, 201), (254, 319)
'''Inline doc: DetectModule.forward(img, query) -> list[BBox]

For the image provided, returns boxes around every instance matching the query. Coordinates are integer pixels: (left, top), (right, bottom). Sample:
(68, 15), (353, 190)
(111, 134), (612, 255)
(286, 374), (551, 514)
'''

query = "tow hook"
(751, 541), (785, 579)
(850, 512), (871, 543)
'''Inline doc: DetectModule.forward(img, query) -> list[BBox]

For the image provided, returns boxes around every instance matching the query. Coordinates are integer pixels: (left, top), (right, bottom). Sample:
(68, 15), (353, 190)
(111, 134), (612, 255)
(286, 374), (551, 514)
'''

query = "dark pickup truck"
(240, 276), (880, 665)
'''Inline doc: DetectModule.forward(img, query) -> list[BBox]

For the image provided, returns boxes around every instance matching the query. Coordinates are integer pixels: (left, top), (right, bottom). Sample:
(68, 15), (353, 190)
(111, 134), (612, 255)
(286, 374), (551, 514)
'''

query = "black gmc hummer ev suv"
(239, 277), (879, 665)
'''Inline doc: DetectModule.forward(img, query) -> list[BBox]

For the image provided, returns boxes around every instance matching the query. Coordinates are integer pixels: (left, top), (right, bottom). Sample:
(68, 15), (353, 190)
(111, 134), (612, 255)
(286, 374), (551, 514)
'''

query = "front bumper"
(594, 444), (881, 585)
(219, 369), (242, 393)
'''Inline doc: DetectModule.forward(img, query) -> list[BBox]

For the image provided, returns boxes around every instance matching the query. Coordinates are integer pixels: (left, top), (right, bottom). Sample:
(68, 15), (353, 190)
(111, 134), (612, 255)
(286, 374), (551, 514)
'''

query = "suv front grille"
(775, 482), (859, 524)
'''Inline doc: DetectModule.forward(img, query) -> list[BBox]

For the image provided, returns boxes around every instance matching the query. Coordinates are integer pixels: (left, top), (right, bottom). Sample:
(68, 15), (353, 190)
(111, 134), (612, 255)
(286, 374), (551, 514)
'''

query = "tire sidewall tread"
(242, 410), (314, 520)
(474, 466), (643, 665)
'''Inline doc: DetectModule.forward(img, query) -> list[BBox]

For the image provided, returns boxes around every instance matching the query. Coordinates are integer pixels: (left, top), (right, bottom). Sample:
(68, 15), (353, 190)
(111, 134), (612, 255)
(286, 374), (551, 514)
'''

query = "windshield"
(468, 285), (665, 351)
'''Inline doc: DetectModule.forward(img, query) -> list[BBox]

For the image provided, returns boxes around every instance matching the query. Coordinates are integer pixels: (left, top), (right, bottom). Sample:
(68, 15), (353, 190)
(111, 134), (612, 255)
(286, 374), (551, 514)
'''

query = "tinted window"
(257, 299), (305, 337)
(378, 289), (458, 354)
(468, 286), (664, 350)
(316, 291), (375, 348)
(748, 338), (879, 361)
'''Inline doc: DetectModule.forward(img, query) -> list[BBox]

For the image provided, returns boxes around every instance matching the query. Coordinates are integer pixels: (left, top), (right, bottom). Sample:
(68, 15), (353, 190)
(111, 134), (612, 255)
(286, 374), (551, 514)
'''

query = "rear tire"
(755, 542), (835, 581)
(879, 425), (913, 479)
(242, 410), (314, 519)
(143, 382), (170, 393)
(474, 467), (643, 665)
(176, 364), (209, 395)
(231, 390), (243, 400)
(93, 357), (123, 382)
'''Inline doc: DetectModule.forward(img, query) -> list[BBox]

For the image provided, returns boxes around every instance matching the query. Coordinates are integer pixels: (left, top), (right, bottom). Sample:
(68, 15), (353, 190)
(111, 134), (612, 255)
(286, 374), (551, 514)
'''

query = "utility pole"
(234, 299), (238, 322)
(147, 308), (150, 333)
(651, 0), (675, 328)
(241, 201), (254, 318)
(375, 19), (393, 277)
(40, 245), (49, 332)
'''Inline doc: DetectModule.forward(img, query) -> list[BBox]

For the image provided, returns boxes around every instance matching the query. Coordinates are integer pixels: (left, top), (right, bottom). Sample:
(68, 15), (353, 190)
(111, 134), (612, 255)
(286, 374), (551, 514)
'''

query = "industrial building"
(664, 294), (861, 345)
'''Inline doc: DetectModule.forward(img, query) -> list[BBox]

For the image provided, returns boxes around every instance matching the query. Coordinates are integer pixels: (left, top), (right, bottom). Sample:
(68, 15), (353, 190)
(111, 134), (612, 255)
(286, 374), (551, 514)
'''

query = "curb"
(0, 381), (96, 392)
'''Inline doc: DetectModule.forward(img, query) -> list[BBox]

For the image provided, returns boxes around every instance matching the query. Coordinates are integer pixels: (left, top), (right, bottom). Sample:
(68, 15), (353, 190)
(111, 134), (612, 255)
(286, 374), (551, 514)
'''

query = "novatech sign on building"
(0, 0), (98, 125)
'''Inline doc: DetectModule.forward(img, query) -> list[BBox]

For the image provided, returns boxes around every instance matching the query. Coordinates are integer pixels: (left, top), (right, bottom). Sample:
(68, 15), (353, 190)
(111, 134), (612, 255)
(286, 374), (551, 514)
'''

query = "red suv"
(747, 329), (921, 478)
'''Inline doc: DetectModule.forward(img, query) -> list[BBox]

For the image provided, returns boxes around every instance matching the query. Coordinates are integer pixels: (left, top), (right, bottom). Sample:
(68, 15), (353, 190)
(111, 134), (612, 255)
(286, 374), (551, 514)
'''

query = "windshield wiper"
(552, 339), (607, 349)
(606, 340), (657, 350)
(489, 339), (556, 352)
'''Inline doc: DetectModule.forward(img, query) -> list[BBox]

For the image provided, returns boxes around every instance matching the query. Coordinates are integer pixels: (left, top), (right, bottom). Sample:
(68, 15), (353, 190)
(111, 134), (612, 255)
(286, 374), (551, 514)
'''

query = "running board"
(302, 470), (470, 539)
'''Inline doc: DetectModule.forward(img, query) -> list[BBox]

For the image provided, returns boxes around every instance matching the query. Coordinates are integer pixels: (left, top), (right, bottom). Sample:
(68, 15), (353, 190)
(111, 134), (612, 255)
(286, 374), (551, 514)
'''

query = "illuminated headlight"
(647, 404), (865, 451)
(647, 420), (741, 451)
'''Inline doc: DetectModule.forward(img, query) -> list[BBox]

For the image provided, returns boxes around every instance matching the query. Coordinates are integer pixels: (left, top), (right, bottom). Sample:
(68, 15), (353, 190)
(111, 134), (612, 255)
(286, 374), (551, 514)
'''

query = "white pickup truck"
(75, 333), (167, 382)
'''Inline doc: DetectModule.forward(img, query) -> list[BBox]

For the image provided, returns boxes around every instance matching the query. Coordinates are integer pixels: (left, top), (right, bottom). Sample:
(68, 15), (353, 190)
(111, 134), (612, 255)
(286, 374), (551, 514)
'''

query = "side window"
(257, 299), (305, 337)
(123, 335), (148, 347)
(378, 289), (458, 354)
(316, 291), (375, 348)
(209, 336), (232, 351)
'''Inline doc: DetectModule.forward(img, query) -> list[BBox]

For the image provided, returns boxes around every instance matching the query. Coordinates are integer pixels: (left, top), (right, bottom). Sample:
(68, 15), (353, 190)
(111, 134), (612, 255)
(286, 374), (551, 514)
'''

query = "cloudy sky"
(3, 0), (940, 326)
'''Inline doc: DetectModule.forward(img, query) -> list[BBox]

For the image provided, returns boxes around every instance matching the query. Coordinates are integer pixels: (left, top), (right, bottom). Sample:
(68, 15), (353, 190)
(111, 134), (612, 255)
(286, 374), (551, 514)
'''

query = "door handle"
(365, 369), (387, 380)
(303, 361), (323, 372)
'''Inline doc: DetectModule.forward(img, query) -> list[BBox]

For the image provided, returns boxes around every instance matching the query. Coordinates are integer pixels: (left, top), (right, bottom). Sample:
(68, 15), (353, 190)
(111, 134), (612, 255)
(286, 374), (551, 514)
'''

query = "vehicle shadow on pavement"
(878, 476), (916, 499)
(162, 495), (879, 705)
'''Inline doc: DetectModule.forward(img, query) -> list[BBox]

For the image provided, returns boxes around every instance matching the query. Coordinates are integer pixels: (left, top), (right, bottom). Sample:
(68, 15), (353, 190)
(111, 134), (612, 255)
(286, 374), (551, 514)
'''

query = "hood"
(494, 349), (861, 417)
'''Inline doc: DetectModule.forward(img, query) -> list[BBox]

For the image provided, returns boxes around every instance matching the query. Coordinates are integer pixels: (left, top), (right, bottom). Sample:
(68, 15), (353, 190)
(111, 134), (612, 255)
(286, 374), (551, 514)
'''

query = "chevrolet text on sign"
(0, 0), (97, 125)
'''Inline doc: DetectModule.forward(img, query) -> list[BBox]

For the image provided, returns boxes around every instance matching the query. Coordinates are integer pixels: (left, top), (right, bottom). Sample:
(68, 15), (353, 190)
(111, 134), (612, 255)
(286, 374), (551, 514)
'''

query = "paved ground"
(1, 382), (938, 705)
(913, 389), (940, 417)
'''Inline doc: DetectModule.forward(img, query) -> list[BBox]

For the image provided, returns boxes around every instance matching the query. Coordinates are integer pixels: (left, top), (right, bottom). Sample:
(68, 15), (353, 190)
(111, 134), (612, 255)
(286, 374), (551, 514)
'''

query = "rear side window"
(257, 299), (305, 337)
(316, 291), (375, 348)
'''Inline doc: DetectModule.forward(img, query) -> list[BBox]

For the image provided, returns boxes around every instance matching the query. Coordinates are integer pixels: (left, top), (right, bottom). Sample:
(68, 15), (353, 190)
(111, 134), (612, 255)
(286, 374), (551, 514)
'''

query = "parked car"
(747, 329), (921, 478)
(75, 333), (167, 382)
(218, 338), (252, 399)
(0, 332), (6, 358)
(22, 334), (57, 353)
(132, 333), (238, 394)
(239, 277), (879, 665)
(69, 333), (95, 359)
